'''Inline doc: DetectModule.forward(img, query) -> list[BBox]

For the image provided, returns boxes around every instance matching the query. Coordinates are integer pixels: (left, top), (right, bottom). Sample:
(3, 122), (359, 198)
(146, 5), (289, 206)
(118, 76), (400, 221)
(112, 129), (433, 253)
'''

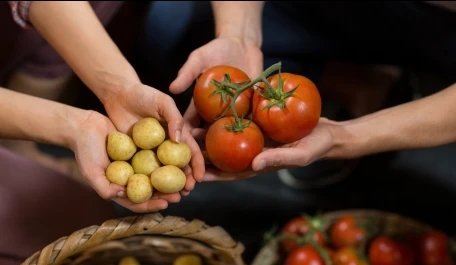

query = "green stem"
(216, 61), (283, 124)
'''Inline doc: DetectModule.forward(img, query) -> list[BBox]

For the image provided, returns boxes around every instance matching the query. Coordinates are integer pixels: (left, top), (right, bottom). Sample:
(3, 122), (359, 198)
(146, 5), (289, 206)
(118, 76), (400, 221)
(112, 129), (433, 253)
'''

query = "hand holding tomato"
(202, 118), (339, 181)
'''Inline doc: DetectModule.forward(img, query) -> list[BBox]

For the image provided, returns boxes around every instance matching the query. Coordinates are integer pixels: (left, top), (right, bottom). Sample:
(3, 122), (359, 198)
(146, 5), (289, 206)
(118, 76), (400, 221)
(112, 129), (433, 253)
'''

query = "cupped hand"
(198, 118), (341, 181)
(170, 37), (264, 133)
(102, 83), (205, 208)
(70, 111), (182, 212)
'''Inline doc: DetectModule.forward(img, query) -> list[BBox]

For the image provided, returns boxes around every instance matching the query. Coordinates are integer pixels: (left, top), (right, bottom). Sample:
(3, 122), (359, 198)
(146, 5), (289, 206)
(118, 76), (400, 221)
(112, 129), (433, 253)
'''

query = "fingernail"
(256, 160), (266, 171)
(175, 130), (181, 143)
(116, 191), (125, 198)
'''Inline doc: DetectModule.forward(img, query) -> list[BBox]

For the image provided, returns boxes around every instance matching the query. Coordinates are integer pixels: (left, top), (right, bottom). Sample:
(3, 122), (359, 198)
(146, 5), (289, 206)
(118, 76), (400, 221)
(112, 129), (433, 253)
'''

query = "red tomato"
(330, 215), (367, 249)
(333, 247), (368, 265)
(285, 245), (325, 265)
(205, 117), (264, 173)
(417, 231), (453, 265)
(193, 65), (253, 124)
(252, 73), (321, 144)
(281, 216), (326, 254)
(368, 236), (415, 265)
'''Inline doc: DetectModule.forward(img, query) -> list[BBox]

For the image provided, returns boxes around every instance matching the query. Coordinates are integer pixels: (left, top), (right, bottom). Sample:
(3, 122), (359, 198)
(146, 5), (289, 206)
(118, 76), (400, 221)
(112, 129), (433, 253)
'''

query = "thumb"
(251, 148), (308, 171)
(88, 169), (126, 200)
(170, 51), (204, 94)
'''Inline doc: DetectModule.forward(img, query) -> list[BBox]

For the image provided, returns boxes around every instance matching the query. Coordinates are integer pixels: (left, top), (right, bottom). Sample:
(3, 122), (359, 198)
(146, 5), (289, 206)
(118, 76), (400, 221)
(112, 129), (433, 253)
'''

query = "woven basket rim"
(22, 213), (246, 265)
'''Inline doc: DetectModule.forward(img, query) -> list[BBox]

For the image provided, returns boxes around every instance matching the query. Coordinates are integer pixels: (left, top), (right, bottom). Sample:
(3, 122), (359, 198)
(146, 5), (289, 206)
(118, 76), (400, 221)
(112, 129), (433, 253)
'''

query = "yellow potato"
(132, 117), (166, 150)
(105, 161), (134, 186)
(131, 150), (161, 175)
(173, 254), (202, 265)
(126, 174), (153, 203)
(107, 132), (137, 161)
(150, 165), (186, 193)
(119, 256), (141, 265)
(157, 140), (191, 168)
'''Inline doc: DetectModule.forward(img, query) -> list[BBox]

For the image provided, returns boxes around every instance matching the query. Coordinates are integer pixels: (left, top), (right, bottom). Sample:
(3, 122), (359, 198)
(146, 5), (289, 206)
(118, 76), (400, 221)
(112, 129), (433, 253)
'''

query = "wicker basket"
(251, 209), (455, 265)
(22, 213), (245, 265)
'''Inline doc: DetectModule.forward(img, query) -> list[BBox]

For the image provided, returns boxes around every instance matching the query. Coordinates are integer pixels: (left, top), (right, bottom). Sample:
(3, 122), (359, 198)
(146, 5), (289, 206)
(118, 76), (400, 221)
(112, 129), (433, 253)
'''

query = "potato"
(150, 165), (186, 193)
(157, 140), (191, 168)
(126, 174), (153, 203)
(107, 132), (137, 161)
(105, 161), (134, 186)
(119, 256), (140, 265)
(132, 117), (166, 150)
(130, 150), (161, 175)
(173, 254), (202, 265)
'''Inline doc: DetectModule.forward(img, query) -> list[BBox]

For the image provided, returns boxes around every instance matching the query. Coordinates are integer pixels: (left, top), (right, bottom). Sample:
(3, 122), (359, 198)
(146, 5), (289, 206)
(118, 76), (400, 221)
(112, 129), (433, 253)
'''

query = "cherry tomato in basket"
(417, 231), (453, 265)
(280, 216), (326, 254)
(193, 65), (253, 124)
(368, 236), (415, 265)
(205, 116), (264, 173)
(285, 245), (325, 265)
(333, 247), (368, 265)
(330, 215), (367, 249)
(252, 73), (321, 144)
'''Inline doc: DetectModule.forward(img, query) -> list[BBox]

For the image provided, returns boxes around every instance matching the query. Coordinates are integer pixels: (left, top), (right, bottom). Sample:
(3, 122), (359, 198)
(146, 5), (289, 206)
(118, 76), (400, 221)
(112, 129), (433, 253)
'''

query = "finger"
(182, 165), (196, 191)
(112, 197), (168, 213)
(170, 50), (204, 94)
(180, 190), (191, 196)
(251, 147), (307, 171)
(154, 192), (181, 203)
(191, 128), (208, 141)
(183, 99), (202, 129)
(158, 95), (185, 143)
(202, 167), (256, 182)
(182, 126), (205, 182)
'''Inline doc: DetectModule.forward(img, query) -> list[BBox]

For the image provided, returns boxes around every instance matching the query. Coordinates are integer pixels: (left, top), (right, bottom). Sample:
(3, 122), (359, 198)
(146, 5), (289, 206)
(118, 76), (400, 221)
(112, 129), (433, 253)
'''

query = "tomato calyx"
(211, 73), (249, 104)
(256, 70), (299, 110)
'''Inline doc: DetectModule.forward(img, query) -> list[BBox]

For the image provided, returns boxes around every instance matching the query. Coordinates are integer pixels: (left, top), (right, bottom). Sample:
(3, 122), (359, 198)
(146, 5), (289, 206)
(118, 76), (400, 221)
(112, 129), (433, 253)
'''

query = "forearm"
(28, 1), (139, 104)
(211, 1), (264, 46)
(331, 83), (456, 158)
(0, 87), (86, 149)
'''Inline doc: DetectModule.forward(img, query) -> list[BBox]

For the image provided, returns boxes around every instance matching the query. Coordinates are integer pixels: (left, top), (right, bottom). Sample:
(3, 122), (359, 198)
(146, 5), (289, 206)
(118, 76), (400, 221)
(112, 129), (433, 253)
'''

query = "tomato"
(205, 117), (264, 173)
(368, 236), (415, 265)
(252, 73), (321, 144)
(417, 231), (453, 265)
(285, 245), (325, 265)
(281, 216), (326, 254)
(193, 65), (253, 124)
(330, 215), (367, 249)
(333, 247), (368, 265)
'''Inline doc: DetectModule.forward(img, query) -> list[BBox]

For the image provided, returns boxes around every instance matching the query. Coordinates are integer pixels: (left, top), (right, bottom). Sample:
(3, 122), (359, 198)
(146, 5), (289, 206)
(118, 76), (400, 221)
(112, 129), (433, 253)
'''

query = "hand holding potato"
(103, 84), (205, 196)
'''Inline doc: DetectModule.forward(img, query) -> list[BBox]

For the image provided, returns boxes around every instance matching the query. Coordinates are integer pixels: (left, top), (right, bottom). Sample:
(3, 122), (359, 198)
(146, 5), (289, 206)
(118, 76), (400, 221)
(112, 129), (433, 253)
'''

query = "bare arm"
(330, 83), (456, 158)
(211, 1), (265, 46)
(27, 1), (140, 104)
(0, 87), (87, 149)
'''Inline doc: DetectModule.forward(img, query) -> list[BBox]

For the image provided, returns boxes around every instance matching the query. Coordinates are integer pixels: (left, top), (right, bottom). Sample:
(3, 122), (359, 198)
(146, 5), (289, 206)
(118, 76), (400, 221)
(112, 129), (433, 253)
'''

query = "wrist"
(324, 120), (369, 160)
(216, 28), (262, 48)
(93, 66), (141, 105)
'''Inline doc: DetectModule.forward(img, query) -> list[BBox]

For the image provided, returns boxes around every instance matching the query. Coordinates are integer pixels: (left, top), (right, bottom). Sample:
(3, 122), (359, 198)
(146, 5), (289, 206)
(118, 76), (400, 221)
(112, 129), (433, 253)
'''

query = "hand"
(200, 118), (340, 181)
(71, 111), (193, 212)
(102, 83), (205, 203)
(170, 37), (264, 132)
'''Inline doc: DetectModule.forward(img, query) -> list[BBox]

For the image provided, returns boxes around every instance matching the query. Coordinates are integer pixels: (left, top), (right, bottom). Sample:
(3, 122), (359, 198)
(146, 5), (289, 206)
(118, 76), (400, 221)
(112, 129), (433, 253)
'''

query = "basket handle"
(22, 213), (245, 265)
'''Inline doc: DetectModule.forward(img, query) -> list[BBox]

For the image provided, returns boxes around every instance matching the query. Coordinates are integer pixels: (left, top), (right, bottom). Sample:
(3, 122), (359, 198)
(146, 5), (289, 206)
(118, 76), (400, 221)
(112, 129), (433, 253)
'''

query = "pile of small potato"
(105, 117), (191, 204)
(118, 254), (202, 265)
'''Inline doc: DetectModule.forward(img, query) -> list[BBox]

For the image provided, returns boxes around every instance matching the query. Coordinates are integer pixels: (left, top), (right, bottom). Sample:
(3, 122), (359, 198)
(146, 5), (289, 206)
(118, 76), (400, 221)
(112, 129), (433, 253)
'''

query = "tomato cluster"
(193, 62), (322, 173)
(274, 214), (454, 265)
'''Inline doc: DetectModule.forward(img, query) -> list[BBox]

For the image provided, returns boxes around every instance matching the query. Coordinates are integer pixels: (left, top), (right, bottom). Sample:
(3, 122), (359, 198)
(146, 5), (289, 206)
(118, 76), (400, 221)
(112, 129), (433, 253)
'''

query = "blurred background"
(1, 1), (455, 263)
